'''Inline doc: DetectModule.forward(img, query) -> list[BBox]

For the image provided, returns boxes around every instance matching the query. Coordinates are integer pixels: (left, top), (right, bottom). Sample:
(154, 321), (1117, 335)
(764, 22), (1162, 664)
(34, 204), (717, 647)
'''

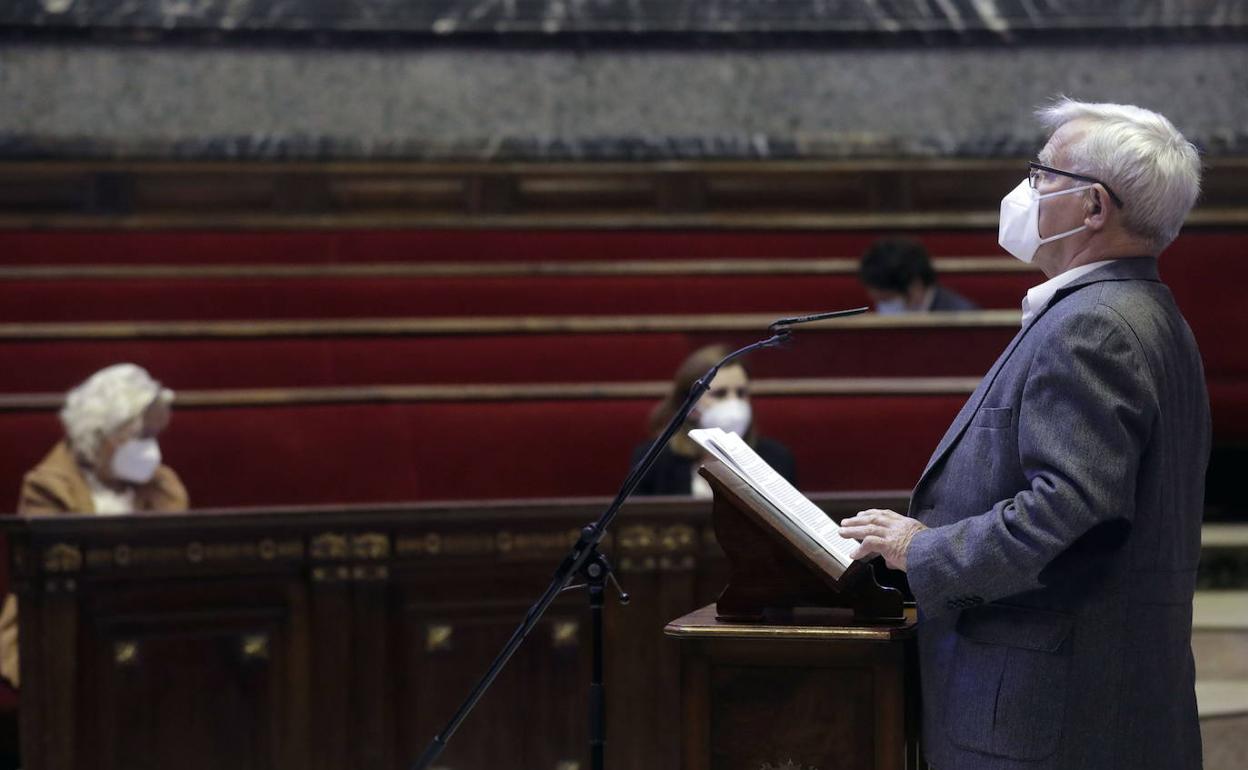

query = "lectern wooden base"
(665, 605), (921, 770)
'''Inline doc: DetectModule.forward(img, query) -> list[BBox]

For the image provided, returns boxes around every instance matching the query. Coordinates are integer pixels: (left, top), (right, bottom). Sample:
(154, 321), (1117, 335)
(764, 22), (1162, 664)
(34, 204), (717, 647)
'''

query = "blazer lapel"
(915, 321), (1034, 486)
(913, 257), (1161, 491)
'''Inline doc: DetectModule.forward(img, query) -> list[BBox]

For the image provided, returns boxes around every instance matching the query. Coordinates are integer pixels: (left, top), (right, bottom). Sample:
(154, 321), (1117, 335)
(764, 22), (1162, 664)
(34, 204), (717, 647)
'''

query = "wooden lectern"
(664, 461), (921, 770)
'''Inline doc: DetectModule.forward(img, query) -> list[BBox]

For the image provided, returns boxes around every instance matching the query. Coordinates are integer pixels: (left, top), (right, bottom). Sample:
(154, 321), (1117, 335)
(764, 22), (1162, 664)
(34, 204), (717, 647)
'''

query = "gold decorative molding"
(759, 761), (817, 770)
(351, 564), (389, 582)
(619, 556), (659, 573)
(311, 565), (352, 583)
(42, 543), (82, 573)
(426, 624), (454, 653)
(114, 641), (139, 667)
(398, 528), (588, 559)
(659, 524), (697, 552)
(618, 525), (657, 552)
(555, 761), (581, 770)
(241, 634), (270, 660)
(658, 555), (696, 572)
(258, 538), (278, 560)
(497, 529), (581, 557)
(311, 563), (386, 583)
(202, 539), (304, 563)
(438, 532), (497, 557)
(396, 532), (443, 557)
(85, 538), (303, 570)
(551, 621), (579, 649)
(44, 577), (77, 593)
(310, 532), (349, 560)
(351, 532), (390, 560)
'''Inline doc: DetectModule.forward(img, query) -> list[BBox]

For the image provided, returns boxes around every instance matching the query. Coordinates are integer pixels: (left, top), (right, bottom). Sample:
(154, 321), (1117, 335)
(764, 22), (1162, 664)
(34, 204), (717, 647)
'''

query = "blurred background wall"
(1, 2), (1246, 161)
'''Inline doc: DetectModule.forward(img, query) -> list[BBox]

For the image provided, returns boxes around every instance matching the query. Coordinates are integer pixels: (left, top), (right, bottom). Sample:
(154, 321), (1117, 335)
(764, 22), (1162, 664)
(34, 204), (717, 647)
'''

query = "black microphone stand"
(411, 307), (867, 770)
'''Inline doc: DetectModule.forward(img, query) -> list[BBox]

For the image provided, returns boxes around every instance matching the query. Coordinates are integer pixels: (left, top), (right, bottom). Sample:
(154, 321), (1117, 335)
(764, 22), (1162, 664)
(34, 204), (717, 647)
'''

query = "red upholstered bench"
(0, 391), (968, 508)
(4, 379), (1246, 510)
(0, 322), (1020, 392)
(0, 228), (1008, 265)
(0, 271), (1039, 322)
(2, 314), (1236, 393)
(0, 226), (1233, 267)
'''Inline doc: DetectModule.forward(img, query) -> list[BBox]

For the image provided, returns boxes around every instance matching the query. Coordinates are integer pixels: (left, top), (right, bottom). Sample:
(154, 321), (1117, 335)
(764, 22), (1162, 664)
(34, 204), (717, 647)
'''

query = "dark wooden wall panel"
(2, 496), (907, 770)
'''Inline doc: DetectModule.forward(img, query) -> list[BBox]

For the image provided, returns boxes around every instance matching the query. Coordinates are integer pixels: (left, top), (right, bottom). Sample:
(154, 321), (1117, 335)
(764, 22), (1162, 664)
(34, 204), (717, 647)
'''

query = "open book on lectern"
(687, 427), (860, 571)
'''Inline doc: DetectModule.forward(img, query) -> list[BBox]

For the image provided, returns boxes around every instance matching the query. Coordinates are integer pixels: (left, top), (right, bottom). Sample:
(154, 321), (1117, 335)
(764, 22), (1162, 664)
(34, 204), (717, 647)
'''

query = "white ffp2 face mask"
(697, 399), (752, 438)
(111, 438), (161, 484)
(875, 297), (908, 316)
(998, 178), (1092, 263)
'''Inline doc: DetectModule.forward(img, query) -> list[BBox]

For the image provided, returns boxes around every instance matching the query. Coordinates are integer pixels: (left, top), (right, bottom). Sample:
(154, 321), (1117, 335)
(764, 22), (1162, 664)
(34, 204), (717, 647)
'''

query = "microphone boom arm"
(410, 307), (864, 770)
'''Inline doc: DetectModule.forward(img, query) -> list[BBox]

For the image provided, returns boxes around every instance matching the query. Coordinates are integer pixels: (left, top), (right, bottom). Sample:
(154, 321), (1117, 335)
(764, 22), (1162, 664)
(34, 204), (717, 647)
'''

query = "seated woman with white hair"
(0, 363), (188, 686)
(19, 362), (187, 514)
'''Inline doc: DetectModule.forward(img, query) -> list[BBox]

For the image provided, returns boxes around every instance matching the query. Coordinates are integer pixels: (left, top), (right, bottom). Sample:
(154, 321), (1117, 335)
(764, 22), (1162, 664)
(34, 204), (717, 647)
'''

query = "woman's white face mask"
(998, 178), (1092, 263)
(111, 437), (161, 484)
(697, 399), (752, 437)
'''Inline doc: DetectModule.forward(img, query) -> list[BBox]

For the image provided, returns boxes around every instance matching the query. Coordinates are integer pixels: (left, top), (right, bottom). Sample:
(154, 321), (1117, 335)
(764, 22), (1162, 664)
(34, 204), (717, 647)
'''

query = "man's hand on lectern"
(838, 509), (928, 572)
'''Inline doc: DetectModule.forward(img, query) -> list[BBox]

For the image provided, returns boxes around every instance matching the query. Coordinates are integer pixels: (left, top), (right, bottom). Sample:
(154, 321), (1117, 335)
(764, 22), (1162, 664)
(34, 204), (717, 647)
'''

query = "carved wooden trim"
(0, 377), (980, 412)
(0, 309), (1022, 340)
(0, 256), (1029, 280)
(42, 543), (83, 573)
(0, 158), (1244, 229)
(240, 634), (270, 661)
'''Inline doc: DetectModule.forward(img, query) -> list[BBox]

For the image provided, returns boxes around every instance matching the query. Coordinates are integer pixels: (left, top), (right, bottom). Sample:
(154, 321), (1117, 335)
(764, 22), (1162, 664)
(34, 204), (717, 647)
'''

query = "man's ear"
(1085, 186), (1109, 231)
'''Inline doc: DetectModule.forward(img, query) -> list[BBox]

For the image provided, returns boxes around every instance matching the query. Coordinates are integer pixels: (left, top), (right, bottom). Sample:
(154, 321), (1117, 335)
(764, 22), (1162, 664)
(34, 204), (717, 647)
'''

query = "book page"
(688, 428), (859, 568)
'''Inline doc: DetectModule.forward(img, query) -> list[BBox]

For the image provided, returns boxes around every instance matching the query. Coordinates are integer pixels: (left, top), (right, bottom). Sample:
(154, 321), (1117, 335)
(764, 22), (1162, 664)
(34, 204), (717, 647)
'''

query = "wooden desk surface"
(664, 603), (918, 642)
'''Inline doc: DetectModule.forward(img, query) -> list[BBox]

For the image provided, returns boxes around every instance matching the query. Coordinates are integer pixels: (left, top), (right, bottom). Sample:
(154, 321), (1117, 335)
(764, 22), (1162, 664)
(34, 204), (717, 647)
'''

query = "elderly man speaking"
(839, 98), (1208, 770)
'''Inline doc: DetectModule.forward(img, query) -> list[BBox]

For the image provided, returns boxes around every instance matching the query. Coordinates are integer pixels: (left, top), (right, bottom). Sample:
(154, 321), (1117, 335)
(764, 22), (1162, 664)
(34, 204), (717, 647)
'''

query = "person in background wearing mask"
(0, 363), (188, 687)
(859, 237), (979, 314)
(839, 99), (1207, 770)
(630, 345), (795, 496)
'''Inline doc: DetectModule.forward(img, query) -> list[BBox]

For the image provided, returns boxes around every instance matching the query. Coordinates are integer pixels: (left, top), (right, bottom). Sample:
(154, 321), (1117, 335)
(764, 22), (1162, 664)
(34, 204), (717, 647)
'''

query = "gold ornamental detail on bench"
(310, 532), (349, 560)
(240, 633), (270, 661)
(394, 528), (586, 559)
(495, 528), (583, 557)
(426, 624), (454, 653)
(551, 620), (579, 649)
(617, 524), (699, 573)
(82, 538), (304, 570)
(351, 532), (390, 560)
(114, 641), (139, 667)
(42, 542), (82, 573)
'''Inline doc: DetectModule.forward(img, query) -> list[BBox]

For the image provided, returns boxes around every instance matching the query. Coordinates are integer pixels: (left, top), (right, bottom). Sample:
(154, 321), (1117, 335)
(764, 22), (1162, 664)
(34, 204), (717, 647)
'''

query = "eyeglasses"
(1028, 162), (1124, 209)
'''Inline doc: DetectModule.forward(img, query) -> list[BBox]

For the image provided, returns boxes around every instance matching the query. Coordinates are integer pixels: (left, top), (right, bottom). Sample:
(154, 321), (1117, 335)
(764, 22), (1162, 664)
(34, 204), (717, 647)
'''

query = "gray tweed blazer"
(906, 257), (1210, 770)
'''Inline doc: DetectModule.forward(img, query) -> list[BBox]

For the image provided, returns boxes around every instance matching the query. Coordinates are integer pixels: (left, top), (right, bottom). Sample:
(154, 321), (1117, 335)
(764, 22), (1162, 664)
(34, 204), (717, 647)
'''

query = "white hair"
(1037, 97), (1202, 251)
(60, 364), (174, 464)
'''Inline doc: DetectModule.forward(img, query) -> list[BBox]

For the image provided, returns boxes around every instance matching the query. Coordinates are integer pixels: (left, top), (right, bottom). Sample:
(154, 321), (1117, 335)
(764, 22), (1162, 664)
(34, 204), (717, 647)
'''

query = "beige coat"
(0, 441), (189, 686)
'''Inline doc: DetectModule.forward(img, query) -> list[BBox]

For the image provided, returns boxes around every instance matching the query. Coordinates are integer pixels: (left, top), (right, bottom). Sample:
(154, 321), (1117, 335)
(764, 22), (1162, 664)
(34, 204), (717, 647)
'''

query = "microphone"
(768, 306), (869, 334)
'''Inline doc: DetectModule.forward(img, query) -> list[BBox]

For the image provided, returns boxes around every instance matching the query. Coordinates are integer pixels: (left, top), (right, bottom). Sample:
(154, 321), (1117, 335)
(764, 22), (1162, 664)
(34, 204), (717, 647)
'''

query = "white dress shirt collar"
(918, 285), (937, 312)
(1020, 260), (1119, 326)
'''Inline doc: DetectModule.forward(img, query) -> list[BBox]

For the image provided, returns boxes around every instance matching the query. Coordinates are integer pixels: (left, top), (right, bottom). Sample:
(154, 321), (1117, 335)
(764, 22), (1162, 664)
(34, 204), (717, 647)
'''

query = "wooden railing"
(2, 158), (1247, 229)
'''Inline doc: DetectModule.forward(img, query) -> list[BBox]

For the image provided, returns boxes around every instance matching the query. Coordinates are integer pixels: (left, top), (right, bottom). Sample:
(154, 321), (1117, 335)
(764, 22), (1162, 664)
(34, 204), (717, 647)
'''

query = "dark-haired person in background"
(630, 345), (795, 496)
(859, 237), (979, 313)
